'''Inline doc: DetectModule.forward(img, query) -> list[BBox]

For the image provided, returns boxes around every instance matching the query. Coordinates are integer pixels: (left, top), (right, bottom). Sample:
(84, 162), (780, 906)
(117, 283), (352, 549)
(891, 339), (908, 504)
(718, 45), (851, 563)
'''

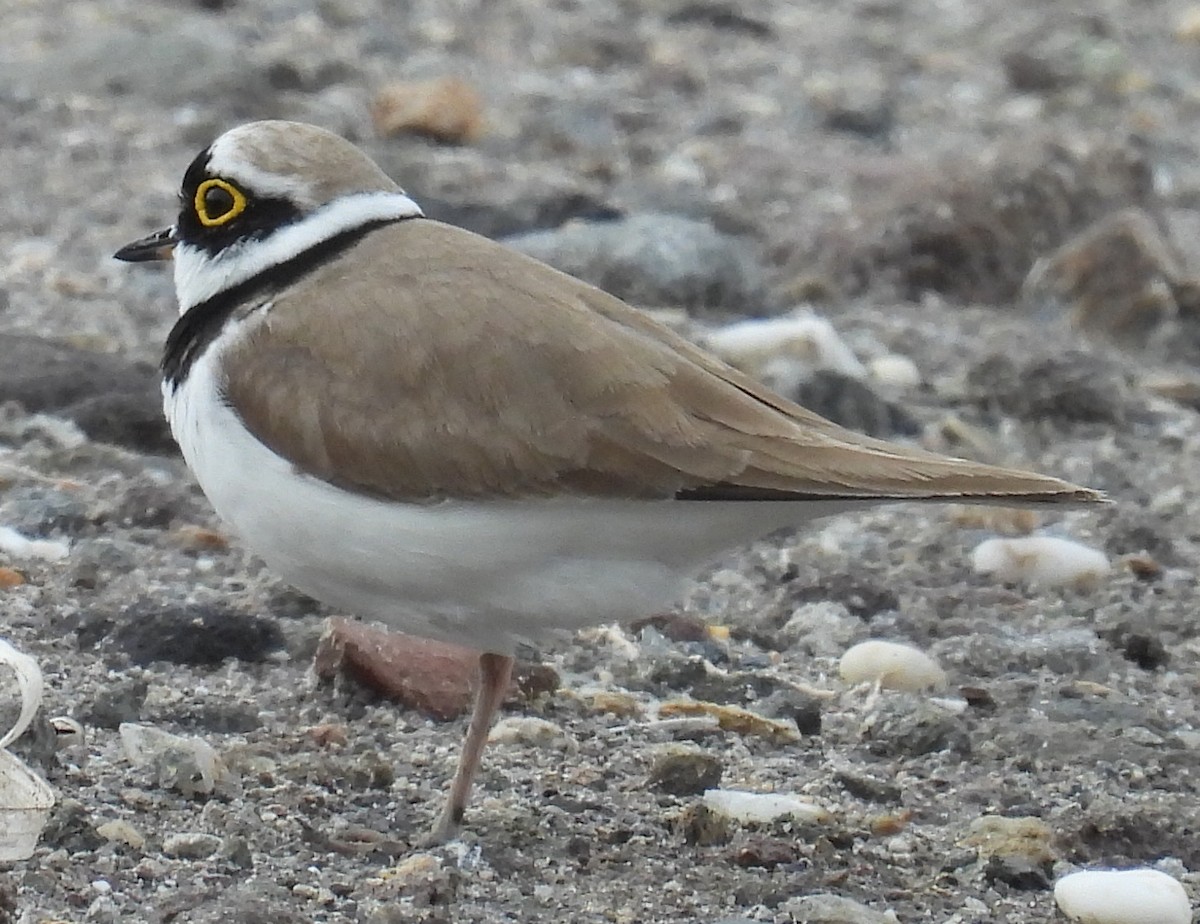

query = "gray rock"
(780, 893), (895, 924)
(86, 677), (150, 729)
(504, 214), (766, 311)
(0, 334), (171, 453)
(864, 696), (971, 758)
(966, 350), (1133, 424)
(0, 485), (91, 536)
(950, 628), (1104, 678)
(792, 370), (919, 438)
(649, 744), (724, 795)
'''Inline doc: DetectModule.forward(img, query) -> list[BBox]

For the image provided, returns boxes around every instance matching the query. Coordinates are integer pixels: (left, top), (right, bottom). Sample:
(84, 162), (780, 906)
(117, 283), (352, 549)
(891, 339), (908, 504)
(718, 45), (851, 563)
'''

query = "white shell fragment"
(0, 638), (55, 861)
(0, 525), (69, 562)
(119, 723), (227, 796)
(702, 789), (831, 825)
(702, 312), (867, 380)
(972, 536), (1110, 587)
(839, 640), (947, 692)
(868, 354), (922, 389)
(1054, 868), (1192, 924)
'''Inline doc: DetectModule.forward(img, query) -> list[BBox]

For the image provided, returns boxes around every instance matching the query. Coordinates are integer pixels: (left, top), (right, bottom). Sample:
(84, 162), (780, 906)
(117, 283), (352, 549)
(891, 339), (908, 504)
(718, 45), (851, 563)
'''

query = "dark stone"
(983, 854), (1052, 891)
(792, 370), (920, 438)
(100, 601), (285, 666)
(676, 803), (733, 846)
(966, 350), (1132, 424)
(785, 574), (900, 621)
(864, 697), (971, 758)
(833, 771), (903, 804)
(513, 661), (561, 700)
(162, 702), (262, 734)
(649, 746), (723, 795)
(732, 835), (798, 869)
(758, 689), (823, 736)
(0, 334), (172, 453)
(504, 213), (766, 313)
(85, 677), (150, 728)
(665, 3), (774, 38)
(645, 656), (711, 693)
(1097, 622), (1170, 670)
(1118, 633), (1169, 670)
(41, 798), (104, 852)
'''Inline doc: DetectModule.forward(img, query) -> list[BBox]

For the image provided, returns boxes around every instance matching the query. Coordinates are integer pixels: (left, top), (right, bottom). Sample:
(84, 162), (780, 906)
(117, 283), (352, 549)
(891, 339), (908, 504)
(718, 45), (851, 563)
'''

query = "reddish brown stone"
(313, 618), (478, 721)
(370, 76), (485, 144)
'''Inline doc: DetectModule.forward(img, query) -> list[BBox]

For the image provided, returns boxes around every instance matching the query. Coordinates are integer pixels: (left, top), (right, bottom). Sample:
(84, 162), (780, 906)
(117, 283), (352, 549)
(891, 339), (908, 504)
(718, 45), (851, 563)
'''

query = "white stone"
(868, 354), (922, 389)
(702, 311), (867, 380)
(487, 717), (571, 749)
(119, 723), (226, 796)
(1054, 868), (1191, 924)
(839, 640), (947, 692)
(702, 789), (830, 824)
(971, 536), (1110, 587)
(0, 525), (69, 562)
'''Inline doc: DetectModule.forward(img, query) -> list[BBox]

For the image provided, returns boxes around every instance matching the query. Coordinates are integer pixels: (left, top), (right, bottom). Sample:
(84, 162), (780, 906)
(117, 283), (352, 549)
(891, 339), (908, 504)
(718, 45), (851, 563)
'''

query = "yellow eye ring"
(194, 178), (247, 227)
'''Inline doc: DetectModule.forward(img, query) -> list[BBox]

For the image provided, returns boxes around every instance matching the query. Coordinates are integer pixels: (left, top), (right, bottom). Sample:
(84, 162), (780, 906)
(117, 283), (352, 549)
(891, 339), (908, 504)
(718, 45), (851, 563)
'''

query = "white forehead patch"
(206, 129), (313, 201)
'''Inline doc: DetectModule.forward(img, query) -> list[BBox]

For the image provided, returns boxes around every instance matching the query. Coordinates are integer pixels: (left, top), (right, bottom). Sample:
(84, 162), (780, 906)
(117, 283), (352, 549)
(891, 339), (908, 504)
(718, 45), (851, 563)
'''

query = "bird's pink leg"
(426, 652), (514, 843)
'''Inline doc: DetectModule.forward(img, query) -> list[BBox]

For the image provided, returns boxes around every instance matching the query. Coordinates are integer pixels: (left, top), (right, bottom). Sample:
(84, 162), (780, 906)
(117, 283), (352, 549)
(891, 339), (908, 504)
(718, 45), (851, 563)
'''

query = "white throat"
(172, 190), (423, 313)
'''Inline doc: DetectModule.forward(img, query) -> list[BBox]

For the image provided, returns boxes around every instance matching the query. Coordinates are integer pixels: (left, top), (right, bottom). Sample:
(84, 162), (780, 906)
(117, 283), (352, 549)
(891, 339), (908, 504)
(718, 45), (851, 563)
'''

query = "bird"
(115, 120), (1104, 842)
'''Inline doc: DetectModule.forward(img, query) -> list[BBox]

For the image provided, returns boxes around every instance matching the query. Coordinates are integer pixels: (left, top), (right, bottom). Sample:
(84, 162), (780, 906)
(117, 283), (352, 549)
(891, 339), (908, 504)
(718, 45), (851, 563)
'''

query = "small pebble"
(779, 892), (897, 923)
(161, 831), (222, 859)
(839, 640), (947, 692)
(960, 816), (1055, 864)
(95, 820), (145, 850)
(487, 716), (570, 749)
(703, 789), (830, 825)
(1054, 868), (1191, 924)
(972, 535), (1111, 587)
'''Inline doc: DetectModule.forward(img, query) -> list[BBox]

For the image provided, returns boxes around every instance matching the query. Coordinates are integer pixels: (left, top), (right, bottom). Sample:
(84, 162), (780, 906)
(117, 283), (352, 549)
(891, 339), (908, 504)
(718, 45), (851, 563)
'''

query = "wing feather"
(221, 220), (1101, 505)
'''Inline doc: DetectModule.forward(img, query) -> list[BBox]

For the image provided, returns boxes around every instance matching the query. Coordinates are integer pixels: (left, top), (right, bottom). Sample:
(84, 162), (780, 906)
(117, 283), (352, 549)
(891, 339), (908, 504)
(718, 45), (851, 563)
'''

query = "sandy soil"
(0, 1), (1198, 922)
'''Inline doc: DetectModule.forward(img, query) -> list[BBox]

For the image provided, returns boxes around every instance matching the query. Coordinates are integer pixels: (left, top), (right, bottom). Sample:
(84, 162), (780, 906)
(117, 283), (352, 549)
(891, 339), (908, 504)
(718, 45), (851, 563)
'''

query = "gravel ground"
(1, 1), (1199, 922)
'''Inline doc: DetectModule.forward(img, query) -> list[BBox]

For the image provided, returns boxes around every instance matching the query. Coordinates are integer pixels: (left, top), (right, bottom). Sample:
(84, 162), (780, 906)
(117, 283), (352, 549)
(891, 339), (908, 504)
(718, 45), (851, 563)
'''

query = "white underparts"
(172, 190), (423, 312)
(166, 326), (865, 654)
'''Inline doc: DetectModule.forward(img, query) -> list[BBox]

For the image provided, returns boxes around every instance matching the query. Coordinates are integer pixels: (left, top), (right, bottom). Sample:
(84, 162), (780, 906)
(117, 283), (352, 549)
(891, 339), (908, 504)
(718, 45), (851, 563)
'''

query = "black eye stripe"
(175, 145), (305, 255)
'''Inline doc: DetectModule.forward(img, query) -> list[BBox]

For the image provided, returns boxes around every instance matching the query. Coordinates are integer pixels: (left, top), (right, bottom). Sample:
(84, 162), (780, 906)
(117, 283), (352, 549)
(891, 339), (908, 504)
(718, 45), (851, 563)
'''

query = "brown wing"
(221, 220), (1102, 505)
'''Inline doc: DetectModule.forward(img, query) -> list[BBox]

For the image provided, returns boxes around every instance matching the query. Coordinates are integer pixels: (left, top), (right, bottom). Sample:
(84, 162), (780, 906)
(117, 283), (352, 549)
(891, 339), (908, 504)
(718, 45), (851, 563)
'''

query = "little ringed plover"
(115, 120), (1104, 841)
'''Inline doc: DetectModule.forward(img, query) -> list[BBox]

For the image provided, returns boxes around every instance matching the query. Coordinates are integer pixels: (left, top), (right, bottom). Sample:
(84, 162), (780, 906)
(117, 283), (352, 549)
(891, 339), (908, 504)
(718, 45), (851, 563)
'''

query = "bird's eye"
(194, 178), (247, 227)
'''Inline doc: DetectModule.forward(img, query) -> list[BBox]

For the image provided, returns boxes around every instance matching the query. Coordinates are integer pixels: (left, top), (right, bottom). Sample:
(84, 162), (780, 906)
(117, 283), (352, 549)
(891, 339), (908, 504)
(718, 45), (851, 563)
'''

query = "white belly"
(166, 346), (863, 654)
